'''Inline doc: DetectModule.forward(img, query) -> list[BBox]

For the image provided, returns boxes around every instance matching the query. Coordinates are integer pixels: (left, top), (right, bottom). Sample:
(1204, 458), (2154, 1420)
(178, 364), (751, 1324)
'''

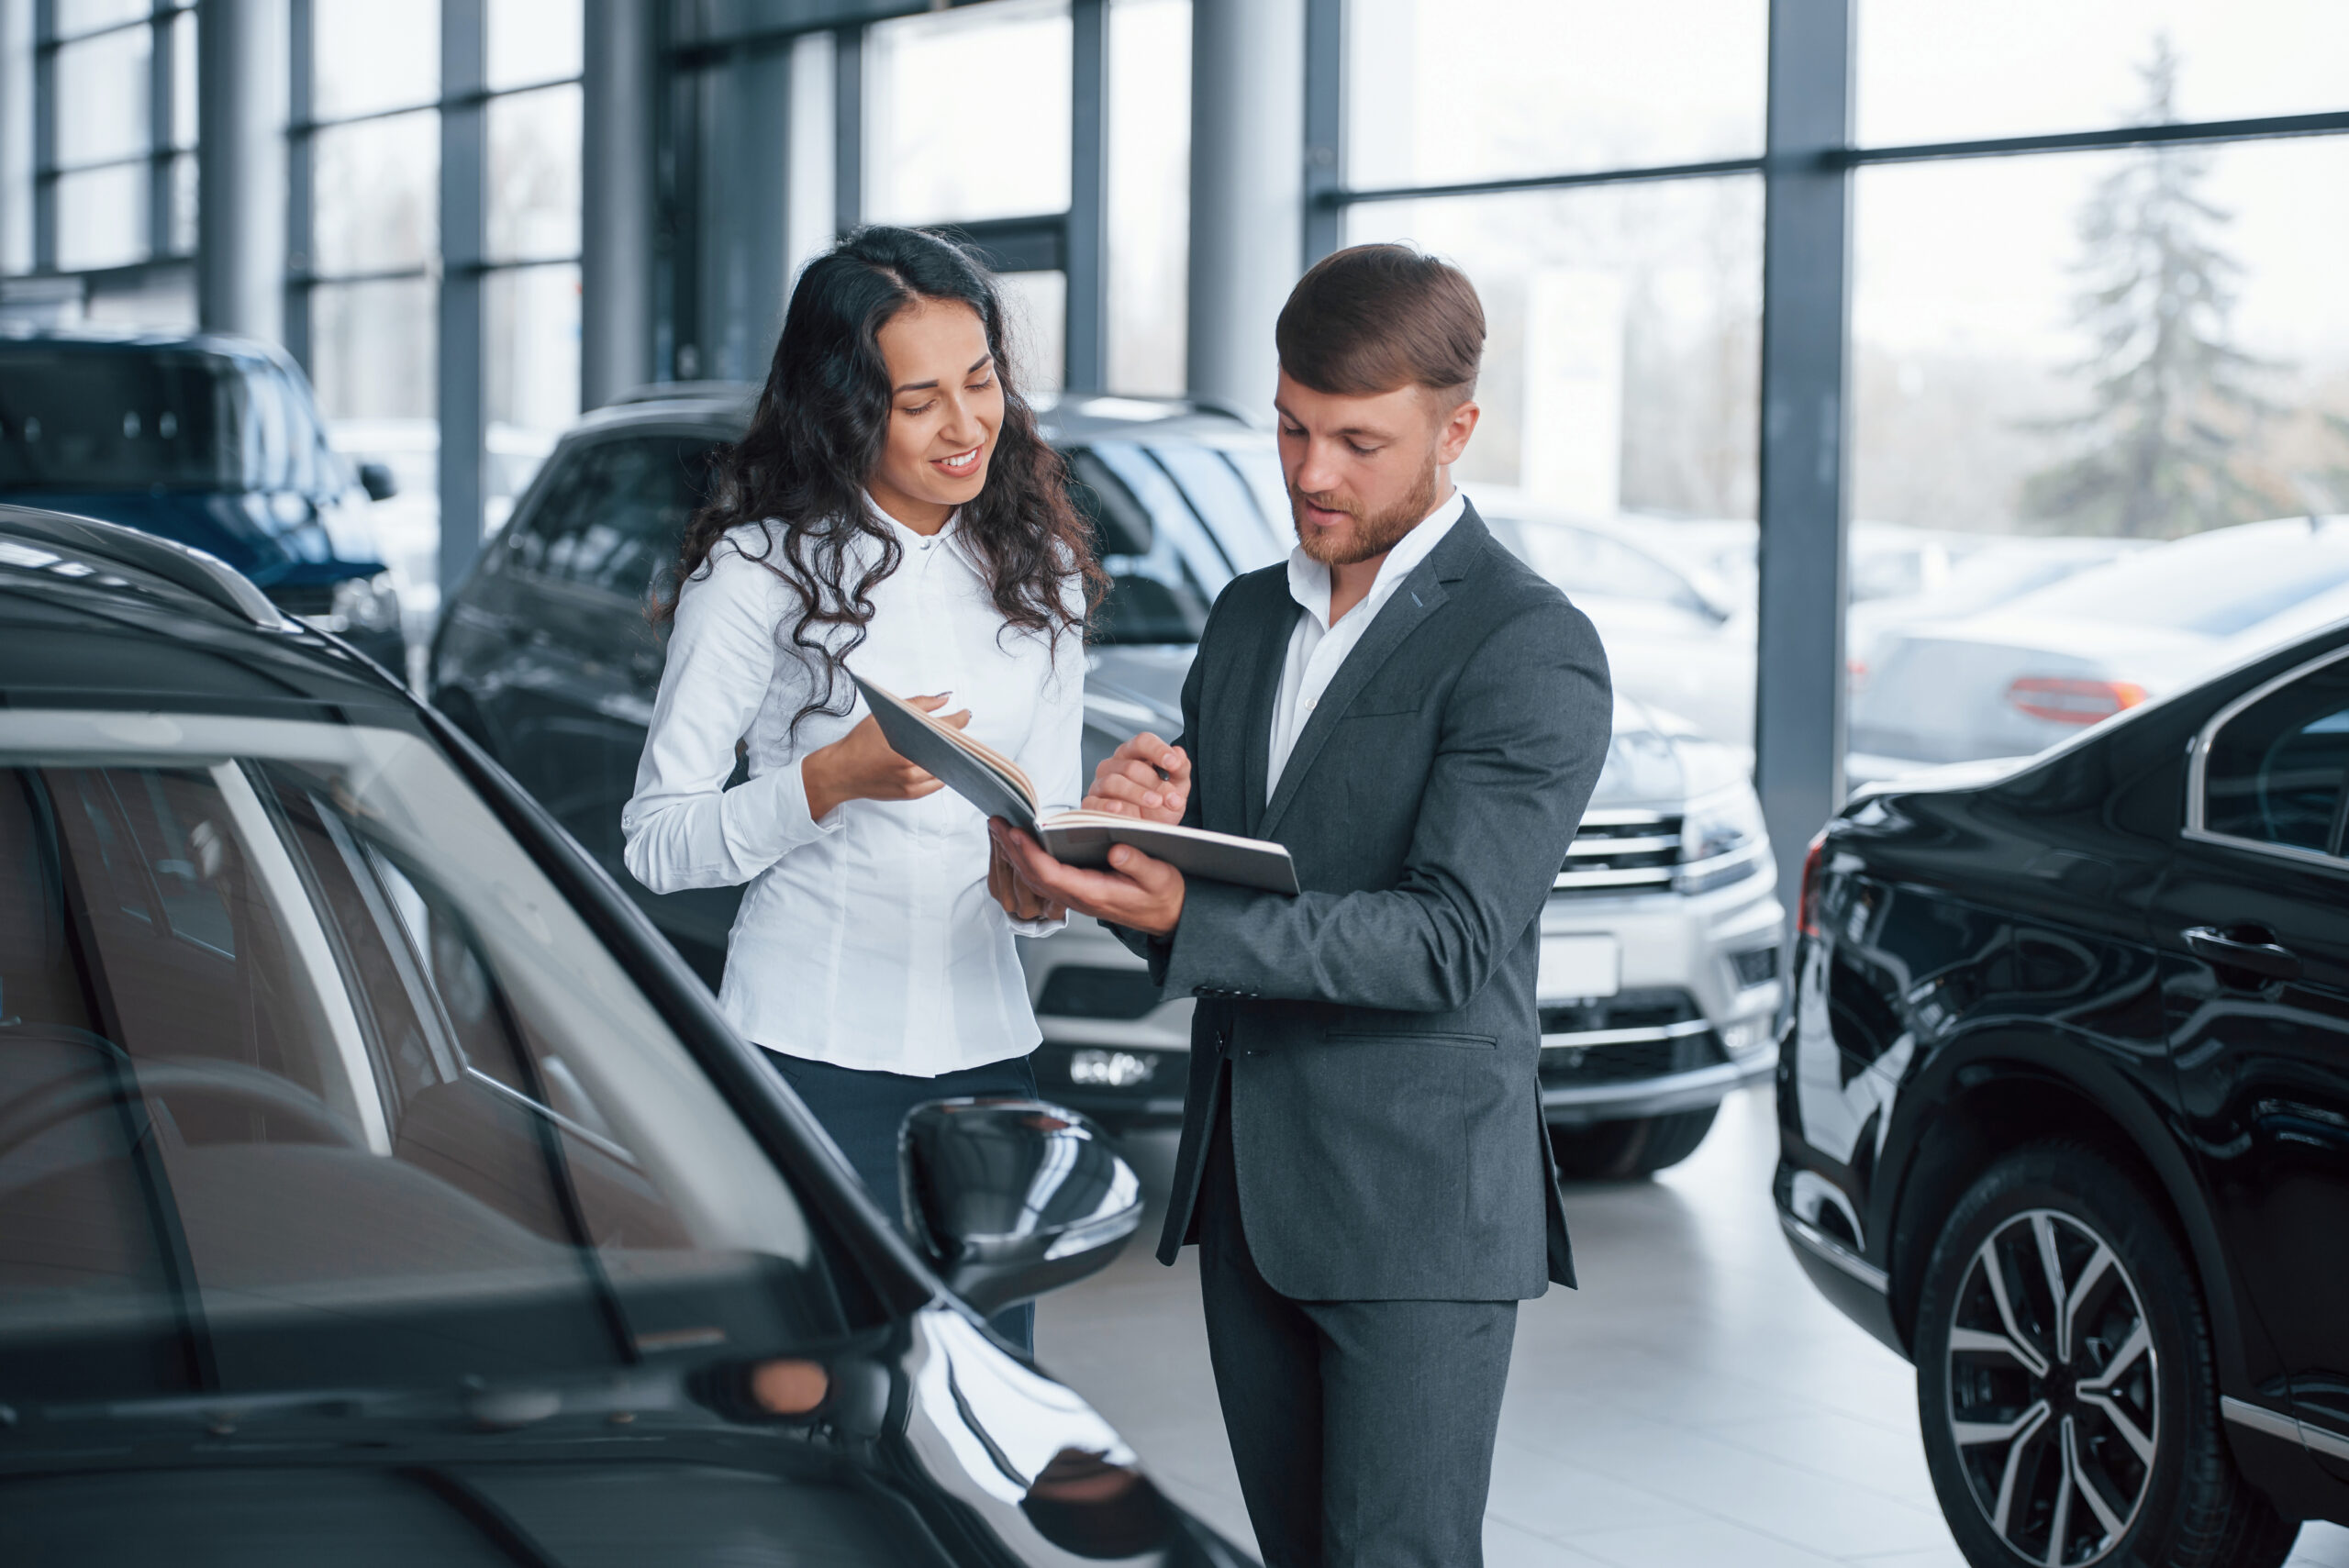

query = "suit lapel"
(1256, 510), (1489, 841)
(1236, 589), (1297, 838)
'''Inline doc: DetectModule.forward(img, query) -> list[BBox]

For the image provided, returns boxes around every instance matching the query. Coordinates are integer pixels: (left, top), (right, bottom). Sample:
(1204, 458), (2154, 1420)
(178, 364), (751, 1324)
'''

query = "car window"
(0, 711), (855, 1405)
(507, 436), (716, 599)
(1147, 442), (1287, 573)
(1066, 445), (1219, 646)
(1492, 517), (1708, 613)
(2202, 654), (2349, 855)
(0, 347), (244, 491)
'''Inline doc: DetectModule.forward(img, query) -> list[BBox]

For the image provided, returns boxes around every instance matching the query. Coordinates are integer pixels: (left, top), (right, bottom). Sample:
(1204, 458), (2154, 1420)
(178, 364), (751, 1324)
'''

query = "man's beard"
(1289, 461), (1442, 568)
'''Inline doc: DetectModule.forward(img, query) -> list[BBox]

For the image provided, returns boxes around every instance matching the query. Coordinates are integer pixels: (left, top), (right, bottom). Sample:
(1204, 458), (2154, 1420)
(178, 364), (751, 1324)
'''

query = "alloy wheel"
(1943, 1207), (2158, 1566)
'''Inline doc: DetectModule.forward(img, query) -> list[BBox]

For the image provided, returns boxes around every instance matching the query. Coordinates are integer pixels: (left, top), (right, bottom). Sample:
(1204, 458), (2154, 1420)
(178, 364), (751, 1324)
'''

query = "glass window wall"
(1344, 0), (1766, 191)
(1107, 0), (1189, 396)
(865, 0), (1072, 225)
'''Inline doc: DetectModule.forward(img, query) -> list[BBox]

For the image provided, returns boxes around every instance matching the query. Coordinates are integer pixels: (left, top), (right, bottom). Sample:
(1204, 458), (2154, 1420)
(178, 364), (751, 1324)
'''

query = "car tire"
(1914, 1143), (2298, 1568)
(1547, 1104), (1718, 1180)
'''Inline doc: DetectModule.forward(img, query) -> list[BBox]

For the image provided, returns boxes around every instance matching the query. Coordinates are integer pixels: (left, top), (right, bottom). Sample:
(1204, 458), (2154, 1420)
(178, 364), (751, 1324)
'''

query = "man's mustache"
(1290, 488), (1358, 519)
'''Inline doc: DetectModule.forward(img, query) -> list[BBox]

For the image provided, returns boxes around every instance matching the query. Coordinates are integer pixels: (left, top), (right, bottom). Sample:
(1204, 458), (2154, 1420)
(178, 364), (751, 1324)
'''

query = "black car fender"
(1871, 1019), (2260, 1395)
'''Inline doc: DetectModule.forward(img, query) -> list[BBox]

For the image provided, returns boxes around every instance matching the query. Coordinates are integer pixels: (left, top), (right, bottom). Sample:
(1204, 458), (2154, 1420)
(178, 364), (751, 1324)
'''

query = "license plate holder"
(1538, 934), (1620, 1001)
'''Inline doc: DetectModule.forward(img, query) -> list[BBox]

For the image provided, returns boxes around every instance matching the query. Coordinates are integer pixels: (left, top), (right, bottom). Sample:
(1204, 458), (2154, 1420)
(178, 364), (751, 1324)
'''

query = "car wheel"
(1915, 1144), (2297, 1568)
(1548, 1104), (1718, 1180)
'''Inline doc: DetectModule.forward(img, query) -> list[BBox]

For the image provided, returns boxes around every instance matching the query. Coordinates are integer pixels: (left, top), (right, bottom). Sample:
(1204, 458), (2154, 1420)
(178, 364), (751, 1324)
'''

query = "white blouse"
(621, 504), (1085, 1075)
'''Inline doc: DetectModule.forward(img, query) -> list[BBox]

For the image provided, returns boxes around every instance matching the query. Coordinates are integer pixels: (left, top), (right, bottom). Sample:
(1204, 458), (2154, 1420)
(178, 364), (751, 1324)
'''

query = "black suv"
(1777, 617), (2349, 1566)
(0, 506), (1248, 1565)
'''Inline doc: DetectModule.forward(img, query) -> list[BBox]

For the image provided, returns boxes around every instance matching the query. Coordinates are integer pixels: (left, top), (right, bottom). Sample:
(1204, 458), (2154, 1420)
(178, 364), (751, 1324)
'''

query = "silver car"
(1022, 692), (1785, 1179)
(1849, 515), (2349, 781)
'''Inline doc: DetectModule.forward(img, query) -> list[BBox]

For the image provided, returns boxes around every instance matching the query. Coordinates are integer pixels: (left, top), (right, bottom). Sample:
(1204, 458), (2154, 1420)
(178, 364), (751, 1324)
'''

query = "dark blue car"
(0, 327), (406, 673)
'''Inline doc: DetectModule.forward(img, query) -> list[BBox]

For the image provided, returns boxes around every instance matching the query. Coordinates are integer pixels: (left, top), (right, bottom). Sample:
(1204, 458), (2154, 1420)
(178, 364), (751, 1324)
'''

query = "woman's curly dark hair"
(656, 226), (1103, 732)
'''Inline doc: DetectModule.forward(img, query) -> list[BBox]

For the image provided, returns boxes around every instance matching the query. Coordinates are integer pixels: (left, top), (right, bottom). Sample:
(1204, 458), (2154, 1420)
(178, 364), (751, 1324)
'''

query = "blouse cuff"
(718, 752), (845, 870)
(1008, 910), (1071, 940)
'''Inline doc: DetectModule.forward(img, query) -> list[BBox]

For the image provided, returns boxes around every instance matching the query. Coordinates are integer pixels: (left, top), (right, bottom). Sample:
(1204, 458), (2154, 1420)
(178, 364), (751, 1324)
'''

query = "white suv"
(1022, 688), (1785, 1178)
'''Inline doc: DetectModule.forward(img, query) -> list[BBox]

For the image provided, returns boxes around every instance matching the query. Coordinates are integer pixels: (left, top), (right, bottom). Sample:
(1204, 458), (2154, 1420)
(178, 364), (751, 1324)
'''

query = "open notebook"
(853, 675), (1299, 895)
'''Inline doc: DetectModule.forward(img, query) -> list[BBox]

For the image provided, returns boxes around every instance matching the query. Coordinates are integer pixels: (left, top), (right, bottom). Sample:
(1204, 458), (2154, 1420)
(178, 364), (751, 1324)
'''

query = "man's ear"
(1433, 396), (1480, 466)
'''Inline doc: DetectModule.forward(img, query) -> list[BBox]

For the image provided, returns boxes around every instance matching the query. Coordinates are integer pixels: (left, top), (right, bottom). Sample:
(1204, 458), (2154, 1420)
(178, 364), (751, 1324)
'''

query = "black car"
(427, 385), (1291, 1124)
(1777, 618), (2349, 1566)
(0, 506), (1251, 1565)
(0, 327), (406, 673)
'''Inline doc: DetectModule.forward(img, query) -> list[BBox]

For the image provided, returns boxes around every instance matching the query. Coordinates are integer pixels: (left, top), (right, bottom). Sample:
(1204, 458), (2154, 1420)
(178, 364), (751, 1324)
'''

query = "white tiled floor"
(1038, 1085), (2349, 1567)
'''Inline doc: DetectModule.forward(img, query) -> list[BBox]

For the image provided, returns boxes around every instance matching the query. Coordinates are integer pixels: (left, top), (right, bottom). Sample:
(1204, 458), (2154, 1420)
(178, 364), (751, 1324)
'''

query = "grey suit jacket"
(1118, 503), (1613, 1302)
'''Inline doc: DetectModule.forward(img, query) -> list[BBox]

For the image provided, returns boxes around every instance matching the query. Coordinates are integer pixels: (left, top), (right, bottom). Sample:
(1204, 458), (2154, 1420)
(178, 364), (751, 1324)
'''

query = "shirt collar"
(862, 487), (962, 551)
(1286, 486), (1467, 631)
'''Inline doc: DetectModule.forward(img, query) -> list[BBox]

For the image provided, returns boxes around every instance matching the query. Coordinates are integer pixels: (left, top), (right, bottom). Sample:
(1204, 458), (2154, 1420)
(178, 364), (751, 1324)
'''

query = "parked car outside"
(0, 326), (406, 674)
(1468, 491), (1755, 754)
(0, 504), (1252, 1566)
(1777, 615), (2349, 1566)
(1845, 534), (2147, 689)
(431, 388), (1783, 1174)
(1849, 515), (2349, 783)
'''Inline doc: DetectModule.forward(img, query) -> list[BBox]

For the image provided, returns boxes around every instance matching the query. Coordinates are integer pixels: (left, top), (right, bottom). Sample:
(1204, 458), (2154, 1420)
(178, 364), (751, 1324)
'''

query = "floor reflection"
(1039, 1087), (2349, 1567)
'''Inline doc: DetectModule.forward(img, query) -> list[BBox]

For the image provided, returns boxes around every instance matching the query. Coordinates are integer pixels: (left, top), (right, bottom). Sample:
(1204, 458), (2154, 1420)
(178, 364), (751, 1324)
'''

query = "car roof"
(0, 321), (286, 367)
(0, 506), (409, 716)
(572, 384), (1266, 447)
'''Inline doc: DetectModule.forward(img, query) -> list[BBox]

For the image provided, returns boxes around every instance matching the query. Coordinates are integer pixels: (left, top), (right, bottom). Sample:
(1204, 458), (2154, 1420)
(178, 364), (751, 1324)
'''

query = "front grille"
(1553, 810), (1681, 895)
(1037, 965), (1166, 1021)
(1541, 1024), (1725, 1087)
(1539, 987), (1701, 1036)
(1538, 987), (1723, 1086)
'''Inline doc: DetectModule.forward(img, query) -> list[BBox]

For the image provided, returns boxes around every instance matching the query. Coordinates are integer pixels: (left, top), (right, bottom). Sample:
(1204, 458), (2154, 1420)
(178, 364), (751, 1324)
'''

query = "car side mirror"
(357, 462), (399, 502)
(899, 1098), (1142, 1316)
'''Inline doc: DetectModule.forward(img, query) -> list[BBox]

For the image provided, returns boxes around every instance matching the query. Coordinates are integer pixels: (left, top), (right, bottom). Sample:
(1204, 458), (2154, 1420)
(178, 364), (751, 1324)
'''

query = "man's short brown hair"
(1275, 243), (1485, 402)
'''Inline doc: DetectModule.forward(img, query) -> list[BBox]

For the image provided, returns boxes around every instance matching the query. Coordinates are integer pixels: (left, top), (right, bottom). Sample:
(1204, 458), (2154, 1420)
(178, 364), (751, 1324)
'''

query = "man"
(996, 244), (1611, 1566)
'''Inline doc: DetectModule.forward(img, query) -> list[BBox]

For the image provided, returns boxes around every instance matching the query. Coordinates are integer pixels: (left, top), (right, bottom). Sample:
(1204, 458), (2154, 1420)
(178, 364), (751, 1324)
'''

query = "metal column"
(1185, 0), (1305, 414)
(196, 0), (288, 340)
(1753, 0), (1855, 914)
(831, 25), (861, 236)
(583, 0), (657, 408)
(694, 43), (793, 384)
(1064, 0), (1107, 391)
(438, 0), (487, 593)
(1300, 0), (1343, 267)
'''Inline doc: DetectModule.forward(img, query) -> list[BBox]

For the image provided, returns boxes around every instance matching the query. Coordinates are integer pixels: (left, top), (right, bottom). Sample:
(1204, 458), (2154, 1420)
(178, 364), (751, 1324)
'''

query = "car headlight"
(1677, 785), (1768, 895)
(329, 571), (400, 635)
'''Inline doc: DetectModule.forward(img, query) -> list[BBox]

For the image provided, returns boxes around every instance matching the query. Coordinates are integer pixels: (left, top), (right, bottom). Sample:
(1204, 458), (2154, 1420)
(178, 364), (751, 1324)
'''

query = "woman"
(622, 228), (1100, 1348)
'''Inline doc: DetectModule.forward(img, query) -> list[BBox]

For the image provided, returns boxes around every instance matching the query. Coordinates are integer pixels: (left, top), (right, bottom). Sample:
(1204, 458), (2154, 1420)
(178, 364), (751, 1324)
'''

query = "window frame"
(2185, 641), (2349, 874)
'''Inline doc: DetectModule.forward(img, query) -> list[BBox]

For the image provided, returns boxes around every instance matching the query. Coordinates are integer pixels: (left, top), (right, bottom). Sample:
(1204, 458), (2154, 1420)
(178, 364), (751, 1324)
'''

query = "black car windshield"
(0, 344), (340, 494)
(0, 709), (856, 1407)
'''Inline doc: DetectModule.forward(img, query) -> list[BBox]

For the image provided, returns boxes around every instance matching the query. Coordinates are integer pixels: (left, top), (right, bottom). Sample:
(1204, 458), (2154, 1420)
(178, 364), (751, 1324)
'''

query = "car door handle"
(2183, 927), (2301, 982)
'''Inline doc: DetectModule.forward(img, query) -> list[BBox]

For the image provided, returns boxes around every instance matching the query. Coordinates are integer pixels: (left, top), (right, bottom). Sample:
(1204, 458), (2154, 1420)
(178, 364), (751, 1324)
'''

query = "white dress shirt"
(621, 503), (1084, 1075)
(1268, 488), (1467, 798)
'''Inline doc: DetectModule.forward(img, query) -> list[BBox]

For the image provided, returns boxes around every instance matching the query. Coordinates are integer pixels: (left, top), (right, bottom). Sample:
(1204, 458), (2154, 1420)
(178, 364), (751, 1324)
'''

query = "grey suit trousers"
(1197, 1067), (1517, 1568)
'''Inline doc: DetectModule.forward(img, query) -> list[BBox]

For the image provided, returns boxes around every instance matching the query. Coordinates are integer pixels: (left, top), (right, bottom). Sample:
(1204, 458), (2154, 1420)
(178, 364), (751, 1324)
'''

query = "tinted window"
(0, 713), (852, 1404)
(1066, 445), (1218, 646)
(2204, 656), (2349, 854)
(0, 347), (340, 495)
(507, 436), (716, 598)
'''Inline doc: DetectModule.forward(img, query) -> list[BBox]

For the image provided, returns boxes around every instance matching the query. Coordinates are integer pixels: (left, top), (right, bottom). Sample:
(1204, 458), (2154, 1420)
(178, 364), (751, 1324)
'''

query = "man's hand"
(987, 828), (1067, 923)
(990, 821), (1186, 937)
(1082, 731), (1190, 823)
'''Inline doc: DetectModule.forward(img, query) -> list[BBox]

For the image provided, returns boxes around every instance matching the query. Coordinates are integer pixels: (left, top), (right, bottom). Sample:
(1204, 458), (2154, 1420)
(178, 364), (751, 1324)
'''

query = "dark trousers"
(1197, 1076), (1517, 1568)
(764, 1049), (1038, 1353)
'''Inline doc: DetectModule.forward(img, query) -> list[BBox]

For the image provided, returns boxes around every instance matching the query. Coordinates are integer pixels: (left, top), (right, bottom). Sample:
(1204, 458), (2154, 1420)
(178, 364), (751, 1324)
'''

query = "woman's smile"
(931, 444), (985, 480)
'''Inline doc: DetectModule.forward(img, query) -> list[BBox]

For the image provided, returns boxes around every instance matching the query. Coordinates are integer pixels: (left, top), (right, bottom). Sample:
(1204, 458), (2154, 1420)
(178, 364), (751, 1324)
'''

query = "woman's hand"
(801, 694), (969, 820)
(1081, 732), (1191, 824)
(988, 826), (1067, 923)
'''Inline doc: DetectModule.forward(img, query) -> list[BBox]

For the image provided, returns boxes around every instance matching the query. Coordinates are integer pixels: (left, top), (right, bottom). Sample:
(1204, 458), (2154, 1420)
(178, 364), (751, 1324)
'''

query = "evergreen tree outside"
(2022, 36), (2288, 539)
